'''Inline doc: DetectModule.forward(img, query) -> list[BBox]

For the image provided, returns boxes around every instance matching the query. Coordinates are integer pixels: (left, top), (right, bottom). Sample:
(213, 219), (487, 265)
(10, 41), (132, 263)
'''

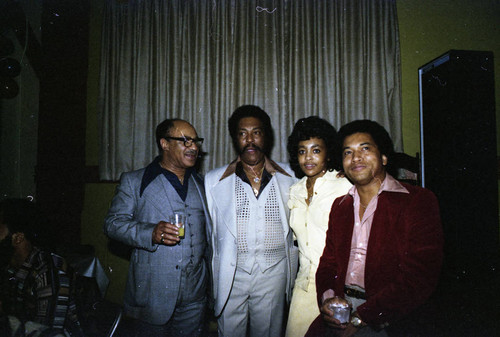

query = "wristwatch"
(350, 313), (364, 328)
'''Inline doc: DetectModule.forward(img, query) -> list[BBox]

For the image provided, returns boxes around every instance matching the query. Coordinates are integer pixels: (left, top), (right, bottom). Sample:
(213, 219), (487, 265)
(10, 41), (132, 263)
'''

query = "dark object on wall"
(0, 57), (21, 77)
(418, 50), (498, 275)
(1, 0), (42, 78)
(0, 37), (15, 57)
(392, 152), (420, 185)
(0, 76), (19, 98)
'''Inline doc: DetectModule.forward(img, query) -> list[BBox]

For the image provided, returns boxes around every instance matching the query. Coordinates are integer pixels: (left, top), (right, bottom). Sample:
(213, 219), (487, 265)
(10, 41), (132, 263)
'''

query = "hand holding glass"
(325, 296), (351, 324)
(171, 212), (186, 239)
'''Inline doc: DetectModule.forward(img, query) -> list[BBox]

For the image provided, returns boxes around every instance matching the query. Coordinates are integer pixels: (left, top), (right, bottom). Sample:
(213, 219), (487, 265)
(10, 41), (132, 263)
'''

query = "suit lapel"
(274, 172), (292, 233)
(276, 172), (291, 204)
(336, 197), (355, 273)
(211, 175), (237, 237)
(141, 175), (173, 219)
(191, 174), (213, 239)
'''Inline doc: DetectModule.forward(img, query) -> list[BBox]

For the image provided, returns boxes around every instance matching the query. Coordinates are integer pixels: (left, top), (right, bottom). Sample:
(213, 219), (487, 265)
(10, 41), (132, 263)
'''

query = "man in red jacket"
(307, 120), (443, 336)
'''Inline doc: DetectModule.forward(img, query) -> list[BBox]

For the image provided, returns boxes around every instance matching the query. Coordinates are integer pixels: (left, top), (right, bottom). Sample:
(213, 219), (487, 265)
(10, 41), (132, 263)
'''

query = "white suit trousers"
(218, 258), (287, 337)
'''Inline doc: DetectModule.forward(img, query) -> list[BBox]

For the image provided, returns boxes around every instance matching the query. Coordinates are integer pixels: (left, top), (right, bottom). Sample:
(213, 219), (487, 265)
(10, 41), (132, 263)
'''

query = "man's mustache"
(242, 144), (263, 153)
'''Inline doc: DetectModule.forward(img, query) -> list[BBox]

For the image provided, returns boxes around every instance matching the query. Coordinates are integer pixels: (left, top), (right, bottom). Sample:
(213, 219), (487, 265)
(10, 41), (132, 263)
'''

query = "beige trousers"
(285, 280), (320, 337)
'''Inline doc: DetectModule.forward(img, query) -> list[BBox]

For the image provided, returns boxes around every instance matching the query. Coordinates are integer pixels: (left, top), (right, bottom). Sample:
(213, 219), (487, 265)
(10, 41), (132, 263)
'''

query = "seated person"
(0, 198), (83, 336)
(306, 120), (443, 336)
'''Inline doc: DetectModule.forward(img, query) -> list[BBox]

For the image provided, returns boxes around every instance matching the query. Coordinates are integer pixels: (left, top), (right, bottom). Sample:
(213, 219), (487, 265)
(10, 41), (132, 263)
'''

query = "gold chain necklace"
(245, 165), (265, 183)
(306, 178), (315, 204)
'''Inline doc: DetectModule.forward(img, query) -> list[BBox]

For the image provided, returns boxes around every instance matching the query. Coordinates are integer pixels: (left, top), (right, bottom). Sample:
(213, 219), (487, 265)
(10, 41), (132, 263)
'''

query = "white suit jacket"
(204, 158), (298, 316)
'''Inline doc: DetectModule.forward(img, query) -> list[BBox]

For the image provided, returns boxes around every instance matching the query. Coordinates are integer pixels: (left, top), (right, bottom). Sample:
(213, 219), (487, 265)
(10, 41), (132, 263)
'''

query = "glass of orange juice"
(171, 212), (186, 239)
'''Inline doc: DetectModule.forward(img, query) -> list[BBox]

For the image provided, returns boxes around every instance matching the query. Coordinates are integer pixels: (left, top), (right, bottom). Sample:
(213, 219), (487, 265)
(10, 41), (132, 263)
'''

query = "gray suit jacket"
(205, 158), (298, 317)
(104, 165), (212, 324)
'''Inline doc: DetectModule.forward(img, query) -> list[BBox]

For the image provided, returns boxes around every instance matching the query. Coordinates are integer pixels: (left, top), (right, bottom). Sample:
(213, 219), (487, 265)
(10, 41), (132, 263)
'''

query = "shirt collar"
(347, 173), (409, 197)
(339, 173), (408, 205)
(379, 174), (409, 194)
(296, 169), (342, 192)
(218, 156), (291, 181)
(140, 156), (193, 196)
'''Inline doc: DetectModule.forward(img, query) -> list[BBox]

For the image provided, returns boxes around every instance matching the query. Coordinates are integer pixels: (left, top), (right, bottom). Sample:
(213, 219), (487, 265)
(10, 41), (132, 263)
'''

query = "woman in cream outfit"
(285, 117), (352, 337)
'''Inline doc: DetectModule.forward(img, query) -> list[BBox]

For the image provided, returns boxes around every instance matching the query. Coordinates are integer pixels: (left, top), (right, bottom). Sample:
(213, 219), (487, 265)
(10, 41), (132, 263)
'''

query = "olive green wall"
(83, 0), (500, 304)
(82, 0), (129, 303)
(397, 0), (500, 155)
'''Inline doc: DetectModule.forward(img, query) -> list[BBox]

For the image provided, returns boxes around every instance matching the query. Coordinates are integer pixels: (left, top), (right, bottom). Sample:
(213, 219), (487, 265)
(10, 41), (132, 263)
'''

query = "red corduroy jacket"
(315, 182), (443, 328)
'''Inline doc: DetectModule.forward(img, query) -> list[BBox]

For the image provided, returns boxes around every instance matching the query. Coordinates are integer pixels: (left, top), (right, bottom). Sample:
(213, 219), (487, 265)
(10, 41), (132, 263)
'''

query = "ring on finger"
(161, 232), (165, 238)
(160, 237), (165, 243)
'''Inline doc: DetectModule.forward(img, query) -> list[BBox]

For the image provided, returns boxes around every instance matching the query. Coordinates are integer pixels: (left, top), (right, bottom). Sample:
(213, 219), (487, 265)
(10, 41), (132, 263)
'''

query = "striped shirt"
(1, 247), (81, 334)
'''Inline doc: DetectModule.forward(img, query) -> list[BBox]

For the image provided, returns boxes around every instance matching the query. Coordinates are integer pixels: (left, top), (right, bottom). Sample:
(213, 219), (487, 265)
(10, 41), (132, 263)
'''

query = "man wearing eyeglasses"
(104, 119), (212, 336)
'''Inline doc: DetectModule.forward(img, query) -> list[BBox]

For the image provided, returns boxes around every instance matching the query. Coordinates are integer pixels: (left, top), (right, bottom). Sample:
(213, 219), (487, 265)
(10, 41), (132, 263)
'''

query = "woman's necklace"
(306, 179), (314, 205)
(305, 170), (326, 205)
(307, 191), (313, 204)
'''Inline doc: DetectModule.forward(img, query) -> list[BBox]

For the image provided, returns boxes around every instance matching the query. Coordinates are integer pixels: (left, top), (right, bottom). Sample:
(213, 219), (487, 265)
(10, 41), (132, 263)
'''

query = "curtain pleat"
(99, 0), (402, 180)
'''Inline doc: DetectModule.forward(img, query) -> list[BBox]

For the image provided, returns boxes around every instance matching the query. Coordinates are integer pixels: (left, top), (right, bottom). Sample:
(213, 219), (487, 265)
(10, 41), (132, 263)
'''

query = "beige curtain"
(99, 0), (401, 180)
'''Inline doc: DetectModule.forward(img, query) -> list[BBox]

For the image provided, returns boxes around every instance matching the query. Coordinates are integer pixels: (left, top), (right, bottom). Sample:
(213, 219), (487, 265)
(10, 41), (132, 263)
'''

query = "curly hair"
(287, 116), (339, 178)
(336, 119), (396, 176)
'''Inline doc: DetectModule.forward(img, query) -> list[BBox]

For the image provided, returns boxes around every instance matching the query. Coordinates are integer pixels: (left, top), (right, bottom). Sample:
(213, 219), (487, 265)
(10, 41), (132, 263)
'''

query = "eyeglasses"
(164, 136), (204, 148)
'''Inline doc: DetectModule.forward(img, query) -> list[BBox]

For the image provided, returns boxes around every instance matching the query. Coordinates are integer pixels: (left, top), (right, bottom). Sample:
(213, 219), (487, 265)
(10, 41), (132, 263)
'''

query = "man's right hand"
(152, 221), (180, 246)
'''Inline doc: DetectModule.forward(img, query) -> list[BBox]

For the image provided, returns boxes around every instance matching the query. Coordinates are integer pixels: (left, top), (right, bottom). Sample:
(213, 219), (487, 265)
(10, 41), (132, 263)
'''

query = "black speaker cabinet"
(419, 50), (498, 274)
